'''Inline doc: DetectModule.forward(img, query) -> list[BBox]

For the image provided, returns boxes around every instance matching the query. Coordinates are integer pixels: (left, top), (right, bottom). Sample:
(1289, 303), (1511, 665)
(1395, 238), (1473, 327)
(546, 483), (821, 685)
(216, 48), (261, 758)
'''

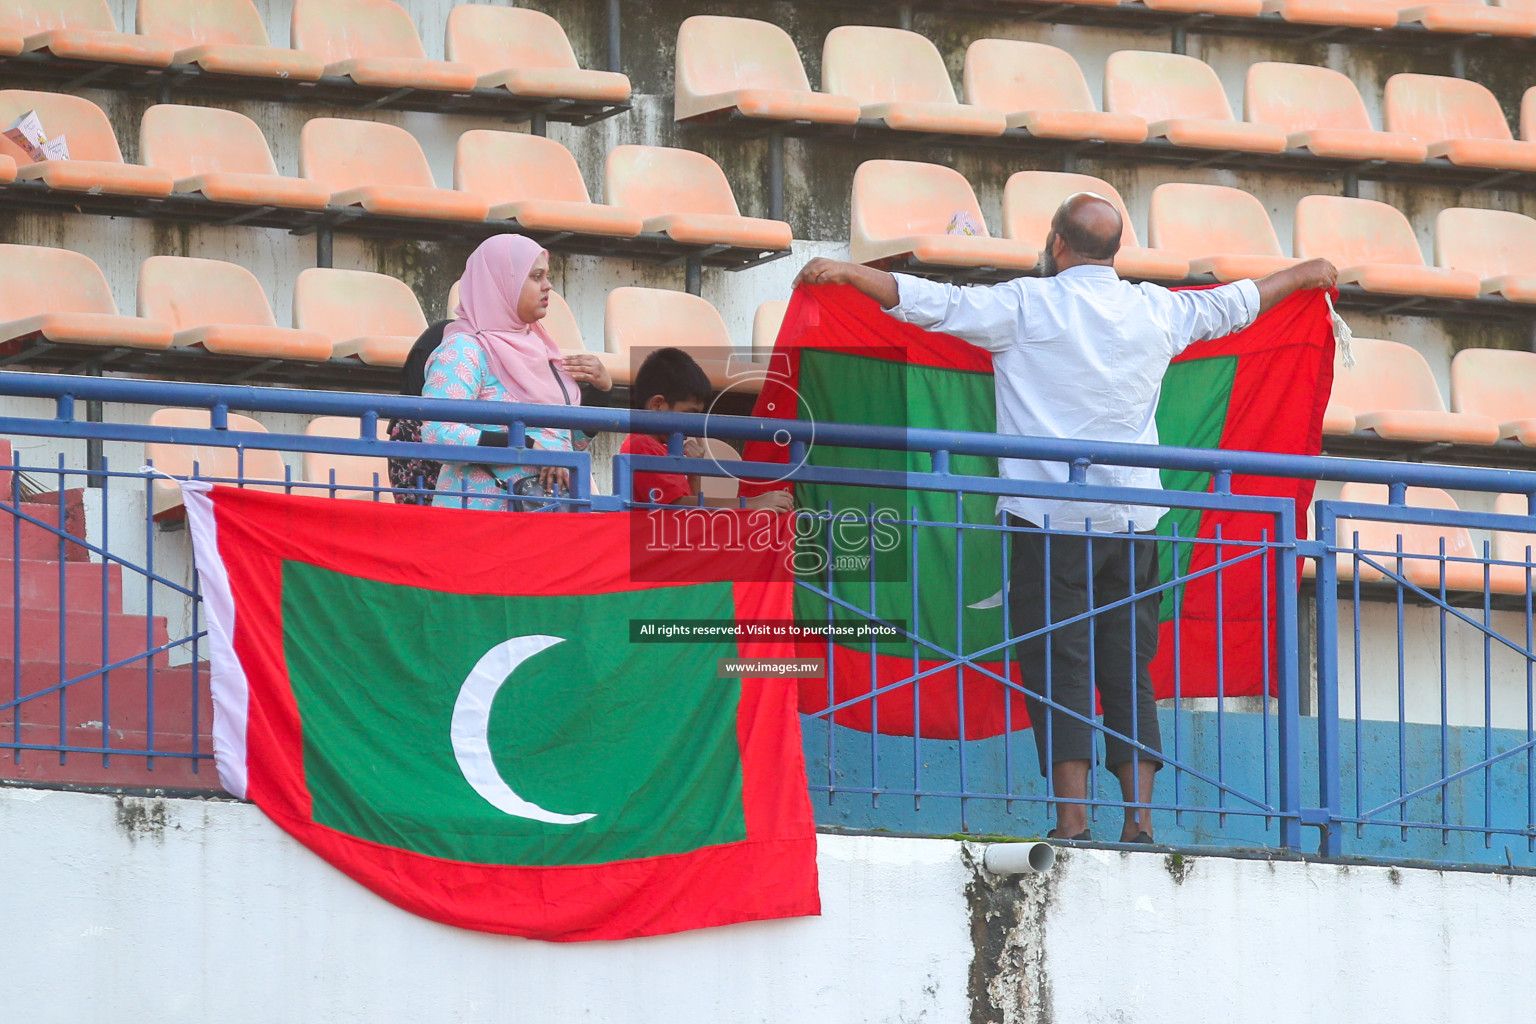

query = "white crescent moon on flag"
(450, 635), (595, 825)
(969, 588), (1004, 610)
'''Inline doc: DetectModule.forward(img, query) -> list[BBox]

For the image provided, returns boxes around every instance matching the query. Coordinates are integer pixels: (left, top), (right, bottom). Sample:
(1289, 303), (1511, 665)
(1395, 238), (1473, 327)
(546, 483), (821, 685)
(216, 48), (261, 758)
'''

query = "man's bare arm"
(1254, 258), (1338, 314)
(794, 258), (899, 309)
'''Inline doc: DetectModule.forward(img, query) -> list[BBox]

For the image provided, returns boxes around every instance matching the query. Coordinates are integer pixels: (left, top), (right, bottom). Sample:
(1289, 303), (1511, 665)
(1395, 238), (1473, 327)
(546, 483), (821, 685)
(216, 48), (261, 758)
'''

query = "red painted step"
(0, 559), (124, 613)
(0, 608), (170, 665)
(2, 661), (212, 736)
(0, 734), (223, 792)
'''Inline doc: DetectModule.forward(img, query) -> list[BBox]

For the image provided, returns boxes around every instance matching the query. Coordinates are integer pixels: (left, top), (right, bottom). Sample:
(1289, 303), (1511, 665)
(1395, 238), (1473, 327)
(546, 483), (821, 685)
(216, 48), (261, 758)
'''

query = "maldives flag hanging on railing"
(741, 283), (1334, 740)
(183, 483), (818, 941)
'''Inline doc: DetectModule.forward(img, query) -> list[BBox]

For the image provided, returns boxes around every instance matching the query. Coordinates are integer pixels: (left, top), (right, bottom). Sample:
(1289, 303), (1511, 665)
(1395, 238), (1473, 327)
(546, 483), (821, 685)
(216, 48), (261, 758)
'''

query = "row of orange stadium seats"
(0, 0), (628, 102)
(678, 17), (1536, 173)
(0, 246), (767, 389)
(0, 91), (789, 253)
(851, 161), (1536, 305)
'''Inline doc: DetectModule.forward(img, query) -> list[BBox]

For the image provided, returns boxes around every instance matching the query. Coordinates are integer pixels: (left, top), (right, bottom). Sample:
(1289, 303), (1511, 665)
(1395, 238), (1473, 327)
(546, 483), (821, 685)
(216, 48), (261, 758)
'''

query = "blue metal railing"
(1, 371), (1534, 866)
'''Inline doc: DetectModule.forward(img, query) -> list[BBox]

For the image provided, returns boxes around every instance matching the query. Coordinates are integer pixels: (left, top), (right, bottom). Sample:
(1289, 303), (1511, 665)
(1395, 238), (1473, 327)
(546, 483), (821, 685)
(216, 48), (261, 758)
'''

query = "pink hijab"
(446, 234), (579, 407)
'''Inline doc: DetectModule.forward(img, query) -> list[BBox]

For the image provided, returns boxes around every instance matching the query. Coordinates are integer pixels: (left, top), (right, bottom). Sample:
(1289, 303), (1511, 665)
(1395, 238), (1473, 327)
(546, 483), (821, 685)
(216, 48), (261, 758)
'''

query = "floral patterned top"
(421, 333), (584, 510)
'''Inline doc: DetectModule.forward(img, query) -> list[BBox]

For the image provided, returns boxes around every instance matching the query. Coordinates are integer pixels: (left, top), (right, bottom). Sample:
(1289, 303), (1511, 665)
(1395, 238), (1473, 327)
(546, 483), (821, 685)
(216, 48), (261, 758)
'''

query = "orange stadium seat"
(1148, 184), (1300, 282)
(604, 145), (791, 252)
(1142, 0), (1263, 13)
(0, 153), (13, 184)
(0, 90), (172, 197)
(541, 290), (585, 354)
(1385, 74), (1536, 171)
(1259, 1), (1400, 27)
(1334, 484), (1499, 593)
(445, 4), (629, 103)
(850, 160), (1037, 271)
(294, 268), (426, 367)
(1327, 336), (1498, 444)
(136, 0), (324, 80)
(140, 104), (330, 210)
(1388, 0), (1536, 36)
(1103, 51), (1286, 154)
(0, 26), (19, 55)
(301, 118), (488, 222)
(1245, 62), (1427, 164)
(963, 39), (1147, 144)
(674, 15), (858, 125)
(0, 244), (172, 352)
(145, 408), (287, 518)
(696, 438), (742, 504)
(1003, 170), (1190, 282)
(1523, 87), (1536, 142)
(456, 131), (641, 239)
(1493, 493), (1536, 586)
(604, 287), (746, 390)
(1450, 348), (1536, 444)
(1435, 207), (1536, 303)
(138, 256), (334, 362)
(290, 0), (476, 92)
(752, 300), (788, 357)
(821, 26), (1006, 137)
(1293, 196), (1480, 300)
(303, 417), (395, 501)
(1, 0), (173, 66)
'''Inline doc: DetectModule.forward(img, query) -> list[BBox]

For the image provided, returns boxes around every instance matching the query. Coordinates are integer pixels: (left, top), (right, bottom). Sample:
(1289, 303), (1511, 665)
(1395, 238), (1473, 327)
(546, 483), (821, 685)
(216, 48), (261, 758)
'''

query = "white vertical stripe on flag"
(180, 481), (250, 800)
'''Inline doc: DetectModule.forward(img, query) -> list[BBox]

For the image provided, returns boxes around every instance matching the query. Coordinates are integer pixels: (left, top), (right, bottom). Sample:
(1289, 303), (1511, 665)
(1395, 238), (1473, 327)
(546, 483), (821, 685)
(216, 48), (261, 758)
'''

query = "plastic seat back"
(1337, 483), (1476, 569)
(1, 0), (117, 33)
(1330, 337), (1448, 414)
(445, 5), (584, 76)
(698, 438), (742, 502)
(753, 300), (789, 356)
(607, 287), (732, 358)
(542, 290), (584, 353)
(455, 130), (590, 205)
(303, 416), (394, 500)
(1493, 492), (1536, 570)
(853, 160), (990, 242)
(1104, 50), (1234, 122)
(137, 0), (271, 47)
(822, 25), (960, 106)
(0, 89), (124, 164)
(138, 255), (278, 329)
(294, 267), (425, 342)
(1435, 207), (1536, 279)
(963, 39), (1095, 113)
(1002, 170), (1139, 248)
(1294, 196), (1425, 266)
(140, 104), (278, 178)
(1149, 183), (1283, 257)
(1450, 348), (1536, 422)
(1245, 62), (1374, 133)
(677, 15), (812, 99)
(1385, 73), (1513, 142)
(291, 0), (428, 62)
(605, 145), (740, 220)
(145, 408), (286, 512)
(0, 244), (118, 319)
(300, 118), (437, 192)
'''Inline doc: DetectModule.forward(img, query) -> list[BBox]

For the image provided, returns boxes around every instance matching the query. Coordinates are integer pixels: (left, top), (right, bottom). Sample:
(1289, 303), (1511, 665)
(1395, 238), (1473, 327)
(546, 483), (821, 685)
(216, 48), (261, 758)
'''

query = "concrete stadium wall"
(4, 785), (1536, 1024)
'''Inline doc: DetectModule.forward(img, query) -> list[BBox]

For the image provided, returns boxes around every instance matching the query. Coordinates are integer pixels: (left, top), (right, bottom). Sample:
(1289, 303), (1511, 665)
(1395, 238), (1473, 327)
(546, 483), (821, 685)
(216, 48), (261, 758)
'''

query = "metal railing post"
(1313, 505), (1343, 856)
(1275, 505), (1303, 850)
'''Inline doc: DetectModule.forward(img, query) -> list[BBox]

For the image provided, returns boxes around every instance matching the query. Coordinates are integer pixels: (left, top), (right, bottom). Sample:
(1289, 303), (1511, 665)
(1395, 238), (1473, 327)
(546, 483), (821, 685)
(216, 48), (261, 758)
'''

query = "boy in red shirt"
(620, 347), (792, 511)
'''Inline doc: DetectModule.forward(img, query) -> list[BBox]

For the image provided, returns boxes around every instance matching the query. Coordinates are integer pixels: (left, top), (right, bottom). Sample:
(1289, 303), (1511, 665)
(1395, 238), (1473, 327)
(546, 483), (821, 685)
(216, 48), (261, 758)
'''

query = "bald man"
(795, 193), (1336, 843)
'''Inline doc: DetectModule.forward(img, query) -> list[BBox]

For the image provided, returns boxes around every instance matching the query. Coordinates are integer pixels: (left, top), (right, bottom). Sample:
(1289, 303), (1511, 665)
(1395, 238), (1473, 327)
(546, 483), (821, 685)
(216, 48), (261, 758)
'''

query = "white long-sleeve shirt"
(885, 266), (1261, 531)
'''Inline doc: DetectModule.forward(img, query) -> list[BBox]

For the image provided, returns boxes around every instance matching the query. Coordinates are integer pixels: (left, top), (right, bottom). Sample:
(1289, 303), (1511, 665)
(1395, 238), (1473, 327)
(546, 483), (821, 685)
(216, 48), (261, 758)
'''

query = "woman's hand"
(537, 465), (571, 495)
(563, 353), (611, 391)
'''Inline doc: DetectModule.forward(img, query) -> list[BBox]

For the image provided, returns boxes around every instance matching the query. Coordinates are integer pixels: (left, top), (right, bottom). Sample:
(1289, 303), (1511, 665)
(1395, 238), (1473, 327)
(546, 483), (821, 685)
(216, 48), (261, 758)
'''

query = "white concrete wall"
(5, 786), (1536, 1024)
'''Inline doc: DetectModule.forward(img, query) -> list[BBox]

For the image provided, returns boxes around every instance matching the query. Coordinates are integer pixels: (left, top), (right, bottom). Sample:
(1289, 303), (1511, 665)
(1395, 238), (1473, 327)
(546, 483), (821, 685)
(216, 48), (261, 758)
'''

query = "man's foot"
(1047, 828), (1092, 842)
(1119, 829), (1155, 845)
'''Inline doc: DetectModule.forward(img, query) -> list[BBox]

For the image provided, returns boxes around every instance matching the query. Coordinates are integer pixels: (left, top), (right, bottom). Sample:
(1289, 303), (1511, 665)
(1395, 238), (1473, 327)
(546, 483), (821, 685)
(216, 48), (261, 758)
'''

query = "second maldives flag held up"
(184, 484), (818, 941)
(742, 284), (1334, 739)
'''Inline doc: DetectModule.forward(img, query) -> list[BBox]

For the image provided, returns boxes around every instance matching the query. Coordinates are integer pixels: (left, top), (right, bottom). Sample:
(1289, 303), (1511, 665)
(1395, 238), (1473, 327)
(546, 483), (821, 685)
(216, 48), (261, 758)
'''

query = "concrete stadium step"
(0, 559), (124, 613)
(2, 661), (210, 736)
(0, 609), (171, 664)
(0, 491), (91, 563)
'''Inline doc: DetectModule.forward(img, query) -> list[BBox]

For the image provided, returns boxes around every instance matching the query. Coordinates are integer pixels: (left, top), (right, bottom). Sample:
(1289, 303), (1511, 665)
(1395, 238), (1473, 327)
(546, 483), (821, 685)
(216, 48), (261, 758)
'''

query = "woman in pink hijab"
(422, 234), (611, 509)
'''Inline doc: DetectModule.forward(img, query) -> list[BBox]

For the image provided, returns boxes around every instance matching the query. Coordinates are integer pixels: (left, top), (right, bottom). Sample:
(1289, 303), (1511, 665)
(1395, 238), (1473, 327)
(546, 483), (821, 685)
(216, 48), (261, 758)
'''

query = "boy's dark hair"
(631, 347), (713, 409)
